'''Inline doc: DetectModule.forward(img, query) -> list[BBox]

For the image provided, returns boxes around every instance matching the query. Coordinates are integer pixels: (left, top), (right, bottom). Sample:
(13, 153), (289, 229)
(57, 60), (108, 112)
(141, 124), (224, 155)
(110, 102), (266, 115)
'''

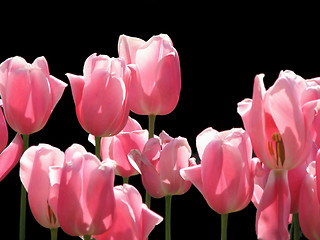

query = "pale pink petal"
(268, 76), (307, 169)
(196, 127), (219, 160)
(118, 35), (145, 64)
(27, 145), (64, 229)
(256, 170), (290, 240)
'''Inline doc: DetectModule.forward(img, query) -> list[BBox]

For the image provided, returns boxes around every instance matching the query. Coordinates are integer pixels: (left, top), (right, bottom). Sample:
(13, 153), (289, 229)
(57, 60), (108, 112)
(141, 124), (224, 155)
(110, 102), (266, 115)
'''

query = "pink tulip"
(67, 53), (130, 137)
(0, 106), (23, 181)
(129, 131), (195, 198)
(299, 161), (320, 240)
(94, 184), (163, 240)
(0, 56), (67, 135)
(237, 70), (316, 170)
(55, 144), (115, 237)
(19, 144), (64, 229)
(118, 34), (181, 115)
(99, 117), (148, 178)
(237, 70), (318, 239)
(180, 127), (255, 214)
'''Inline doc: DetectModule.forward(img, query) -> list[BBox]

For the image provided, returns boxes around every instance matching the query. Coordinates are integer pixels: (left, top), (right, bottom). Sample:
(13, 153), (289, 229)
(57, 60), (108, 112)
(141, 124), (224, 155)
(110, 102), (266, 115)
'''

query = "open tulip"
(0, 56), (67, 135)
(19, 144), (64, 229)
(180, 127), (255, 214)
(67, 53), (130, 137)
(94, 184), (163, 240)
(0, 106), (23, 181)
(89, 117), (148, 179)
(118, 34), (181, 116)
(55, 144), (115, 237)
(129, 131), (195, 198)
(237, 70), (318, 240)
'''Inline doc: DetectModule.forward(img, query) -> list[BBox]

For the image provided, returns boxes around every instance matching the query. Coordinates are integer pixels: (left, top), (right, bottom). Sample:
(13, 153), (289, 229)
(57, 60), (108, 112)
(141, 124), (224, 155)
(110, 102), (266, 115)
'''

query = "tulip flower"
(180, 127), (255, 240)
(0, 106), (23, 181)
(237, 70), (318, 240)
(93, 184), (163, 240)
(118, 34), (181, 116)
(129, 131), (195, 198)
(298, 161), (320, 240)
(129, 131), (195, 240)
(55, 144), (115, 238)
(181, 127), (255, 214)
(0, 56), (67, 135)
(19, 144), (64, 230)
(89, 117), (149, 181)
(66, 53), (130, 138)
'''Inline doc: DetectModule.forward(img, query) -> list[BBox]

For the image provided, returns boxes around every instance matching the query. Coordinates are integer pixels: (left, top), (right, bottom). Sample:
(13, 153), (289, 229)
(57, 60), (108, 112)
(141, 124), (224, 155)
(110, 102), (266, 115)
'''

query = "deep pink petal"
(84, 154), (115, 235)
(180, 165), (203, 194)
(158, 137), (191, 195)
(0, 134), (23, 181)
(0, 107), (8, 152)
(66, 73), (85, 114)
(256, 170), (290, 240)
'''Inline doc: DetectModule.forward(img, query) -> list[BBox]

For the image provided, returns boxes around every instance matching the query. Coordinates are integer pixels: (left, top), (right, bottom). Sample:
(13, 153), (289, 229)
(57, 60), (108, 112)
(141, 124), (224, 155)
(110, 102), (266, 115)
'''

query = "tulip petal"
(196, 127), (219, 160)
(180, 165), (203, 194)
(141, 204), (163, 239)
(66, 73), (85, 112)
(118, 34), (145, 64)
(256, 170), (290, 240)
(268, 75), (306, 169)
(0, 107), (8, 152)
(0, 134), (23, 181)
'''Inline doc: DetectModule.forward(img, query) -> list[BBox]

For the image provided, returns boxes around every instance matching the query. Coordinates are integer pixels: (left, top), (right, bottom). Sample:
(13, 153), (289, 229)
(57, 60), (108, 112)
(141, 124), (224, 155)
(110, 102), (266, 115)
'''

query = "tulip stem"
(95, 136), (101, 160)
(221, 213), (228, 240)
(165, 195), (172, 240)
(290, 213), (300, 240)
(84, 235), (91, 240)
(50, 228), (58, 240)
(148, 114), (156, 139)
(145, 115), (157, 209)
(19, 134), (29, 240)
(123, 177), (129, 184)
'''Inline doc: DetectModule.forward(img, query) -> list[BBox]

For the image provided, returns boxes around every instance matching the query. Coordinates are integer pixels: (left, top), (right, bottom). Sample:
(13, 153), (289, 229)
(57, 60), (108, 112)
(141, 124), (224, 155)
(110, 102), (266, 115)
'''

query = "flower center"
(47, 202), (57, 225)
(268, 132), (285, 167)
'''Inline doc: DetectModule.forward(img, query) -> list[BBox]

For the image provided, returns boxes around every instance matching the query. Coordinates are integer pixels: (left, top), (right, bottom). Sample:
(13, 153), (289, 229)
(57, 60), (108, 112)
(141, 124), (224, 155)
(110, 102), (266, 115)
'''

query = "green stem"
(145, 191), (151, 209)
(145, 115), (156, 208)
(50, 228), (58, 240)
(95, 136), (101, 160)
(84, 235), (91, 240)
(123, 177), (129, 184)
(290, 213), (300, 240)
(165, 195), (172, 240)
(148, 114), (156, 139)
(20, 134), (29, 240)
(221, 213), (228, 240)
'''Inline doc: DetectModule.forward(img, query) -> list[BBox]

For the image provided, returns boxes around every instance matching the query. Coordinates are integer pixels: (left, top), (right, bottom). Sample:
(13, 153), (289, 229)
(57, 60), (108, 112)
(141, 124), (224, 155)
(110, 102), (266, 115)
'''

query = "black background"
(0, 2), (319, 239)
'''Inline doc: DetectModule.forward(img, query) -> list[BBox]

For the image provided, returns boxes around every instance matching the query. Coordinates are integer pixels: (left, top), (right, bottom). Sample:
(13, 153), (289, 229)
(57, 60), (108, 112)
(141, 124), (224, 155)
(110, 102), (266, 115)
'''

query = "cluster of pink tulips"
(1, 33), (320, 240)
